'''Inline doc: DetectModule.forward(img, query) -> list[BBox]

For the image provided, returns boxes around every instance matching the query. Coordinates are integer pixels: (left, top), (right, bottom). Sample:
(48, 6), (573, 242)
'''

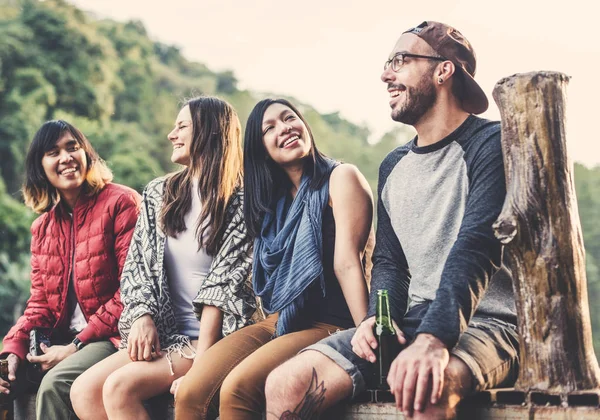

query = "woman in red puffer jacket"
(0, 120), (141, 420)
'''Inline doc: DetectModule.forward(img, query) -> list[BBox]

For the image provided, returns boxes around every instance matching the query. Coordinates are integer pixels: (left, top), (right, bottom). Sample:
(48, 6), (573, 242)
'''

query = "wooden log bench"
(11, 388), (600, 419)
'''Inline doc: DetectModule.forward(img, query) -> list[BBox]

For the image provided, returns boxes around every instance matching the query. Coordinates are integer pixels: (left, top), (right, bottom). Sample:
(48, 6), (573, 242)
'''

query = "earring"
(438, 77), (444, 84)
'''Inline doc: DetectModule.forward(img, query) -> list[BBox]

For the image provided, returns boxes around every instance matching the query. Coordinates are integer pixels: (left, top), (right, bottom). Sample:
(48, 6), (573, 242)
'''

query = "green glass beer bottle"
(374, 289), (401, 389)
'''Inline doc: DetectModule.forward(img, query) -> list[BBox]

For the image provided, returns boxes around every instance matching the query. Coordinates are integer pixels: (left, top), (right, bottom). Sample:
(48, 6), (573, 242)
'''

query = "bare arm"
(170, 304), (224, 398)
(194, 305), (224, 358)
(329, 164), (373, 326)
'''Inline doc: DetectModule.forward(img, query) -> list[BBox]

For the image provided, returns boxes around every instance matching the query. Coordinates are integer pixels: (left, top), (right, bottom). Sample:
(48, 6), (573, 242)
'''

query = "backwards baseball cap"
(403, 21), (488, 114)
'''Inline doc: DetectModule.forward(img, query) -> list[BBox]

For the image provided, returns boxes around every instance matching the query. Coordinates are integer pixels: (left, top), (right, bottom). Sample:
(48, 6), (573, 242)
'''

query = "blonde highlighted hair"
(23, 120), (113, 213)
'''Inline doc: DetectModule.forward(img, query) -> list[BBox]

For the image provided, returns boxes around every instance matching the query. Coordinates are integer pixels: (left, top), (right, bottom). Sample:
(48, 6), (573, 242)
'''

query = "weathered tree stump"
(492, 71), (600, 393)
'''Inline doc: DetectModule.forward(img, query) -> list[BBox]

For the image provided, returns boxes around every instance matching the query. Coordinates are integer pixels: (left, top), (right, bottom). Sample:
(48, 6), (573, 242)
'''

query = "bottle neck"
(376, 292), (395, 332)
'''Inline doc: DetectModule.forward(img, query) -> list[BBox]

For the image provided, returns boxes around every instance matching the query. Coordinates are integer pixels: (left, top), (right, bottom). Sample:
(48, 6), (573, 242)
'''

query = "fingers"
(402, 366), (417, 417)
(413, 368), (431, 413)
(26, 353), (43, 364)
(142, 340), (153, 361)
(356, 336), (377, 362)
(351, 318), (378, 362)
(391, 320), (407, 345)
(153, 335), (162, 357)
(128, 338), (138, 361)
(362, 318), (378, 348)
(129, 336), (159, 361)
(40, 342), (50, 353)
(0, 378), (10, 394)
(389, 358), (406, 412)
(7, 355), (19, 381)
(387, 357), (398, 389)
(170, 378), (181, 398)
(128, 317), (161, 361)
(431, 364), (444, 404)
(137, 339), (146, 362)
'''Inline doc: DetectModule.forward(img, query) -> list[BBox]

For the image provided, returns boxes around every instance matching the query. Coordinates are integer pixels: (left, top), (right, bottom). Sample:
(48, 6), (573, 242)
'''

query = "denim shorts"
(301, 305), (519, 398)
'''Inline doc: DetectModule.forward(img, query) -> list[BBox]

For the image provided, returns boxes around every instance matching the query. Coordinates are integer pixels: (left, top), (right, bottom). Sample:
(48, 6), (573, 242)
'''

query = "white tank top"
(164, 184), (214, 338)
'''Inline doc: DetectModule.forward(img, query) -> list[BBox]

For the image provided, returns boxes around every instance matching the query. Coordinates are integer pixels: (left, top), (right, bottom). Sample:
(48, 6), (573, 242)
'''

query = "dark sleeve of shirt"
(367, 150), (411, 323)
(416, 124), (506, 349)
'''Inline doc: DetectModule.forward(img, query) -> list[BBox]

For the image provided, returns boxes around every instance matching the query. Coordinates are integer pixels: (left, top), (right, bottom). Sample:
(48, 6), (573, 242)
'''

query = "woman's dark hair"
(161, 96), (243, 255)
(23, 120), (112, 213)
(243, 98), (331, 237)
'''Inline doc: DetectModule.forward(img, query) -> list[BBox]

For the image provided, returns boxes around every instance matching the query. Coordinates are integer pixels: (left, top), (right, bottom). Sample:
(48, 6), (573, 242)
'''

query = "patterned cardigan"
(118, 177), (257, 352)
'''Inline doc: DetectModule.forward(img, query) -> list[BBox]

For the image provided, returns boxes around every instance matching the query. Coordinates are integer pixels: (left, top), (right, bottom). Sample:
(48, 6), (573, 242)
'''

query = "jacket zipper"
(71, 210), (88, 323)
(54, 208), (88, 332)
(54, 213), (72, 330)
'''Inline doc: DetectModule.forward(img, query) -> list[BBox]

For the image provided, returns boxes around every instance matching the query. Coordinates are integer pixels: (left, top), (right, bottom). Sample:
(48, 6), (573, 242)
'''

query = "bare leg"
(102, 348), (195, 420)
(265, 350), (353, 420)
(72, 345), (196, 420)
(72, 349), (131, 420)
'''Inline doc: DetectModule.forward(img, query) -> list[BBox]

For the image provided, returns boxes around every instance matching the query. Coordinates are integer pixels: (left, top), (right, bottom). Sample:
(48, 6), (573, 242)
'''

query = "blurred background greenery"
(0, 0), (599, 358)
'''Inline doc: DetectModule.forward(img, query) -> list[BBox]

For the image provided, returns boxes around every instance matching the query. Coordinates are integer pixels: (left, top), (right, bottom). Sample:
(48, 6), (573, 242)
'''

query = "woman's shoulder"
(134, 176), (168, 203)
(328, 163), (372, 203)
(223, 187), (244, 222)
(30, 212), (51, 236)
(103, 182), (138, 194)
(144, 176), (168, 192)
(227, 186), (245, 206)
(101, 182), (141, 199)
(96, 183), (142, 210)
(329, 163), (366, 188)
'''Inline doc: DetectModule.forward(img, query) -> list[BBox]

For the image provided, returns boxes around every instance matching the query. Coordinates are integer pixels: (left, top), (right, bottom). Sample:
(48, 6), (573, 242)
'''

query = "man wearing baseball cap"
(264, 21), (518, 419)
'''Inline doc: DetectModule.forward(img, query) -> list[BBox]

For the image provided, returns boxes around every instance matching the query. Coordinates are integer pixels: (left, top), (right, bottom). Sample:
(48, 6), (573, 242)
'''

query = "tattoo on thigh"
(279, 368), (327, 420)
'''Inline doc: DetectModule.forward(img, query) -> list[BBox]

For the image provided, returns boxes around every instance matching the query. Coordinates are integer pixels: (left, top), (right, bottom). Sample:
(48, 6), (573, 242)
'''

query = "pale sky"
(71, 0), (600, 167)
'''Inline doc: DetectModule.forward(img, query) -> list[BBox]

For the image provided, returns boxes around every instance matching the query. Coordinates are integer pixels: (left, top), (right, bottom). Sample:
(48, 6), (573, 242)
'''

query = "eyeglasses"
(383, 53), (446, 72)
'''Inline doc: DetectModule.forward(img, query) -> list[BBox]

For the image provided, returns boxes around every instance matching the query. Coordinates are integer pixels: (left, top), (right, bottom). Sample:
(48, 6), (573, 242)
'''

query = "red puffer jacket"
(1, 183), (141, 360)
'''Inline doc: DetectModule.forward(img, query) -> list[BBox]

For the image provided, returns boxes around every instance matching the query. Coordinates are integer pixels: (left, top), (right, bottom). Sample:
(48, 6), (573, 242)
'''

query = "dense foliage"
(1, 0), (599, 359)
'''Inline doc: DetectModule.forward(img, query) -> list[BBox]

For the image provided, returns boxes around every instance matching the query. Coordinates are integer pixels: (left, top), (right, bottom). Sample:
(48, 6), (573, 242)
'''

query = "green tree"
(0, 177), (34, 338)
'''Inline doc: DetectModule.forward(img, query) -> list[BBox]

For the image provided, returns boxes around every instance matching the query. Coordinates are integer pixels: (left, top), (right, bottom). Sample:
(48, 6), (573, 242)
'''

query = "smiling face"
(261, 103), (312, 167)
(41, 132), (88, 198)
(381, 34), (439, 125)
(168, 105), (193, 166)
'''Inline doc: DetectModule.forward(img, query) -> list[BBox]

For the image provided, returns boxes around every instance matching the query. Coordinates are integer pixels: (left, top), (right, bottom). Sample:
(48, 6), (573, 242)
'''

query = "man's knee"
(443, 356), (473, 399)
(414, 356), (473, 420)
(265, 358), (315, 404)
(265, 350), (352, 409)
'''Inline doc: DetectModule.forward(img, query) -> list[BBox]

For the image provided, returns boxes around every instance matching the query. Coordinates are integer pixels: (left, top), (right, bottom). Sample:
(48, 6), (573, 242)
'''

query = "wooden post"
(492, 71), (600, 393)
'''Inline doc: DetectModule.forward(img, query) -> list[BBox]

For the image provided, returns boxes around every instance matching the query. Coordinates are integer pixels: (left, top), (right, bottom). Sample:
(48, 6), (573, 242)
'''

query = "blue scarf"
(253, 162), (335, 336)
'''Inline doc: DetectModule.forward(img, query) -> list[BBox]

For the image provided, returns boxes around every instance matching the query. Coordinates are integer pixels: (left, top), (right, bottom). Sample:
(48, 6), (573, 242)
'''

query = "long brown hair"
(160, 96), (243, 255)
(23, 120), (113, 214)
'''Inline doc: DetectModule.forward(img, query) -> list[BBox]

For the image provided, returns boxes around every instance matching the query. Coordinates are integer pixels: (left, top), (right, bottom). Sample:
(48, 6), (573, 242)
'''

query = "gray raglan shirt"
(367, 115), (516, 349)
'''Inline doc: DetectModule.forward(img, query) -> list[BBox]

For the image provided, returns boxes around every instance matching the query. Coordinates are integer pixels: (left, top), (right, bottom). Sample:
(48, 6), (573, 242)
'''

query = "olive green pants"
(36, 341), (116, 420)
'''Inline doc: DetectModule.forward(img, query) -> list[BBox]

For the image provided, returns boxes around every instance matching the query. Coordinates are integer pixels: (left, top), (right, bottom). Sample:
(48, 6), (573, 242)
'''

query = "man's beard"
(391, 74), (437, 125)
